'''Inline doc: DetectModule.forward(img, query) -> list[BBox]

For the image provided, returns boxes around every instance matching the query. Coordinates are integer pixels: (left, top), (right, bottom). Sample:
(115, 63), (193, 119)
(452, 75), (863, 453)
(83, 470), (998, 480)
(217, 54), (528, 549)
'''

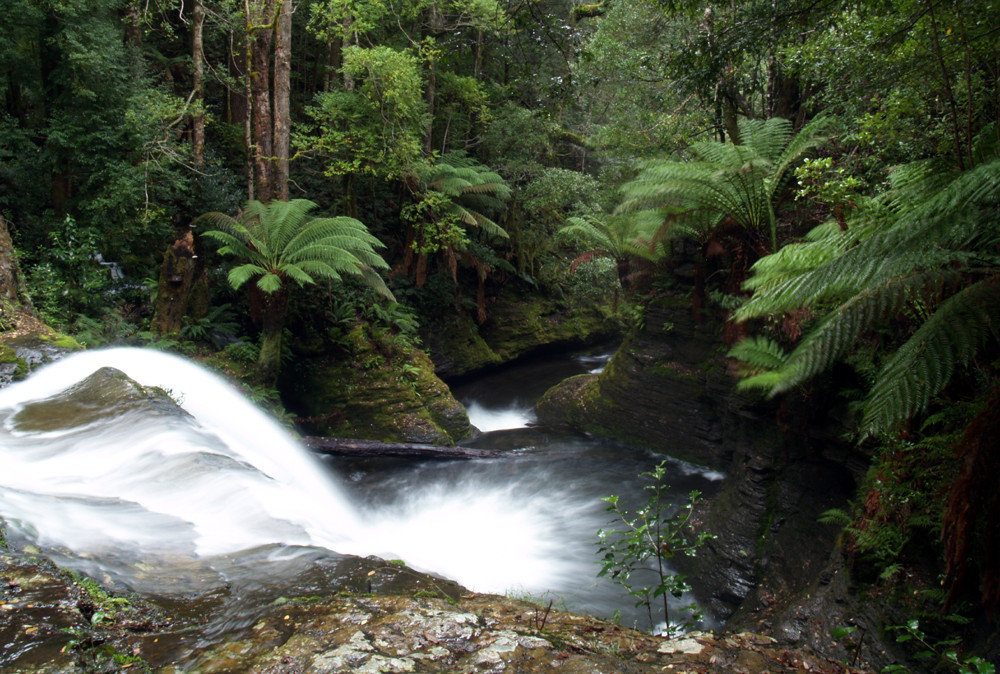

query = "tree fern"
(732, 144), (1000, 437)
(198, 198), (391, 382)
(417, 152), (512, 240)
(618, 115), (836, 251)
(861, 277), (1000, 435)
(558, 213), (662, 291)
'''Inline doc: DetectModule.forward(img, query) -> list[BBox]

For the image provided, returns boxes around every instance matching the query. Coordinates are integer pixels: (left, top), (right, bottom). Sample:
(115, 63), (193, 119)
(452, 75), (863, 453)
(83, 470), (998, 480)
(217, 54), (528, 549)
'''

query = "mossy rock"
(289, 325), (472, 445)
(424, 288), (619, 379)
(533, 295), (741, 467)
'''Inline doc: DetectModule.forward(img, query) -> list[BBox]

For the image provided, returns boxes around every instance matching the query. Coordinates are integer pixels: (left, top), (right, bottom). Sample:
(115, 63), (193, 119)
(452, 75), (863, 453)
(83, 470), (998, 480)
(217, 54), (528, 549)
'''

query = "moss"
(432, 313), (503, 374)
(0, 343), (29, 380)
(40, 332), (84, 350)
(651, 362), (699, 381)
(291, 323), (471, 445)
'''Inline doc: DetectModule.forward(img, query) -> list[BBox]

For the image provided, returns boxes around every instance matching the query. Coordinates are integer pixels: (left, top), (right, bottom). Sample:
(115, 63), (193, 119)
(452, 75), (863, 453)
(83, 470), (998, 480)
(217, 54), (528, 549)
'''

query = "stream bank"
(534, 294), (878, 662)
(1, 542), (870, 674)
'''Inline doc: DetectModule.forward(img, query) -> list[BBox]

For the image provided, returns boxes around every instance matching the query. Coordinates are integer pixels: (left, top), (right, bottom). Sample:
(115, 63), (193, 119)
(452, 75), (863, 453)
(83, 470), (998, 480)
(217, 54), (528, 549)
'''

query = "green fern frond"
(281, 263), (317, 287)
(861, 276), (1000, 436)
(617, 117), (832, 251)
(256, 272), (283, 293)
(728, 335), (788, 371)
(228, 263), (267, 289)
(767, 270), (964, 395)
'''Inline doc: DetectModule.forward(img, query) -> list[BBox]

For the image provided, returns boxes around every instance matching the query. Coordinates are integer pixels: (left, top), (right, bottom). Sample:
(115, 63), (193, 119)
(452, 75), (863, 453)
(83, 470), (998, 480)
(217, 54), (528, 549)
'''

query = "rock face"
(535, 295), (864, 632)
(288, 325), (473, 445)
(424, 287), (619, 379)
(170, 592), (867, 674)
(0, 546), (871, 673)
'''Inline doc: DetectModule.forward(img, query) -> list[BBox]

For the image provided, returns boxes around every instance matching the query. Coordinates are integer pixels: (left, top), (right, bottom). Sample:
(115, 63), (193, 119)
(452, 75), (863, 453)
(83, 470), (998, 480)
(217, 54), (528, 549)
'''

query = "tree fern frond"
(770, 114), (838, 193)
(280, 263), (316, 287)
(358, 266), (395, 300)
(271, 199), (319, 252)
(256, 272), (283, 293)
(728, 335), (788, 371)
(737, 369), (791, 392)
(227, 263), (267, 289)
(202, 230), (255, 259)
(296, 258), (349, 280)
(738, 117), (794, 162)
(861, 276), (1000, 435)
(769, 269), (963, 395)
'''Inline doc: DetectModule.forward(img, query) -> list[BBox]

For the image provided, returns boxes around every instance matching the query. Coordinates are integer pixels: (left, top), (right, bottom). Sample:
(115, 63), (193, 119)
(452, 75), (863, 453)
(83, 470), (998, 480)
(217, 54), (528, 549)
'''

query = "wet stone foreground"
(2, 549), (872, 674)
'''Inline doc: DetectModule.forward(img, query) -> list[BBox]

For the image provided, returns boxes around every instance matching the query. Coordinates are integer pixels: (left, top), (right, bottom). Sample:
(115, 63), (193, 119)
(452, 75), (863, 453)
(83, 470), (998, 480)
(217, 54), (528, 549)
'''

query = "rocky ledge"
(2, 548), (871, 674)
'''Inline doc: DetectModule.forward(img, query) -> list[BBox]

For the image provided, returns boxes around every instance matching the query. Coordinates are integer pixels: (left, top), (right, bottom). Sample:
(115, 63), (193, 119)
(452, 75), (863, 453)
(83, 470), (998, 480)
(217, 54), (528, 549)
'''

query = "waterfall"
(0, 348), (598, 597)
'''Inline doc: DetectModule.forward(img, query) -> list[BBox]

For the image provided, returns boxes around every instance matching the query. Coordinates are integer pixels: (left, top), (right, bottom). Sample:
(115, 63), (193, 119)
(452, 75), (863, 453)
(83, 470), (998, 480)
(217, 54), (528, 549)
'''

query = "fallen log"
(302, 436), (504, 460)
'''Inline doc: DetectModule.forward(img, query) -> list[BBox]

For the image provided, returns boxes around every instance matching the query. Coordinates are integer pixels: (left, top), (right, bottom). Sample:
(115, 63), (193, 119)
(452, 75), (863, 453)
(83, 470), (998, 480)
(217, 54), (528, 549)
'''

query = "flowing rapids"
(0, 347), (721, 629)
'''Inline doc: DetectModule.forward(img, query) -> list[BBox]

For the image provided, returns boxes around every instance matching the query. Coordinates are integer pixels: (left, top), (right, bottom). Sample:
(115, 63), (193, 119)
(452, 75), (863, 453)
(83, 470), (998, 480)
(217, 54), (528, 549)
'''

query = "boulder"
(287, 325), (472, 445)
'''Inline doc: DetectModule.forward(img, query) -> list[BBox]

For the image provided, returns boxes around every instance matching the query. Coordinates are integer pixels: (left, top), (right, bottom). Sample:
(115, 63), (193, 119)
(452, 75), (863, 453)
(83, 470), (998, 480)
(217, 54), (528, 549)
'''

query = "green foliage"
(819, 418), (966, 574)
(730, 142), (1000, 436)
(782, 0), (1000, 173)
(619, 115), (838, 251)
(306, 46), (427, 178)
(794, 157), (864, 214)
(199, 198), (392, 381)
(180, 304), (240, 347)
(199, 199), (392, 297)
(882, 620), (995, 674)
(24, 216), (113, 326)
(407, 152), (512, 242)
(596, 461), (714, 637)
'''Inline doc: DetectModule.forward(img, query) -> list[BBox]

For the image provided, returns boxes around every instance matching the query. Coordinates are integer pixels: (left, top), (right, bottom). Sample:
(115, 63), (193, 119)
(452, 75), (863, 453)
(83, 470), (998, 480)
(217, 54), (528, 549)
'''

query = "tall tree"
(273, 0), (293, 199)
(247, 0), (277, 202)
(192, 0), (207, 167)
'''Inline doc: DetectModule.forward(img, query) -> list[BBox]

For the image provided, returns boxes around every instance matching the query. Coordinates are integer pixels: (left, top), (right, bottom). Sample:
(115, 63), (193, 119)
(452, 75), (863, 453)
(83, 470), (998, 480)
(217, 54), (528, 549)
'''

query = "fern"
(861, 277), (1000, 435)
(198, 198), (393, 382)
(618, 115), (836, 251)
(728, 335), (787, 373)
(732, 140), (1000, 437)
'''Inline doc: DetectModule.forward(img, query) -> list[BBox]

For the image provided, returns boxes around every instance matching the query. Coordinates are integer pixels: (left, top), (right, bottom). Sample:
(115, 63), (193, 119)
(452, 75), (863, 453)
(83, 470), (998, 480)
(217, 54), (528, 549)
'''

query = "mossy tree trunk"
(153, 230), (209, 335)
(257, 284), (290, 384)
(0, 216), (34, 316)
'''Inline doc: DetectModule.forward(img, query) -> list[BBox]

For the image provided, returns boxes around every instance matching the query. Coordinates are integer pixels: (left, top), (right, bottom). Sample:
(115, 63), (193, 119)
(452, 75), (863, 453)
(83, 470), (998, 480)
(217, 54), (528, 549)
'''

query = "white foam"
(0, 348), (595, 596)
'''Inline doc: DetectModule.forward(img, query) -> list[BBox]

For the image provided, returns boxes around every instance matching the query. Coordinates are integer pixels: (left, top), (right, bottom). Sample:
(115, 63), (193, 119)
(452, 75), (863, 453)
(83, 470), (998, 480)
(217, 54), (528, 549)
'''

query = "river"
(0, 346), (723, 655)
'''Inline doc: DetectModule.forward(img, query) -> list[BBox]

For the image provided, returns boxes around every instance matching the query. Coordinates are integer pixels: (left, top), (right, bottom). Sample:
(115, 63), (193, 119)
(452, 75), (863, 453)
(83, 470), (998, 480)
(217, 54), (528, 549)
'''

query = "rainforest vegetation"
(1, 0), (999, 668)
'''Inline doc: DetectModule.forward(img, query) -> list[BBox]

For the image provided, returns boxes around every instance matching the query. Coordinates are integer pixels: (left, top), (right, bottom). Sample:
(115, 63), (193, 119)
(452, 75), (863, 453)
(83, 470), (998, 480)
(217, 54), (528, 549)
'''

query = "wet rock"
(1, 543), (873, 673)
(534, 294), (863, 635)
(287, 325), (472, 445)
(424, 288), (619, 379)
(10, 367), (186, 432)
(168, 592), (870, 674)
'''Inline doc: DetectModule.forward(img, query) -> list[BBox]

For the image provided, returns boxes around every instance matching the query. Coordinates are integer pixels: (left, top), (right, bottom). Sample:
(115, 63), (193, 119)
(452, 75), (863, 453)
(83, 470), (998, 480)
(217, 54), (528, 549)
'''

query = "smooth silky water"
(0, 346), (723, 660)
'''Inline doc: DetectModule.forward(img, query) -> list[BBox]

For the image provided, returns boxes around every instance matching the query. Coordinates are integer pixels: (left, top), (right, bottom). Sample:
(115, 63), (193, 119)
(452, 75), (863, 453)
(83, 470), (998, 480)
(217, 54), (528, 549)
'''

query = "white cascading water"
(464, 400), (534, 431)
(0, 348), (599, 597)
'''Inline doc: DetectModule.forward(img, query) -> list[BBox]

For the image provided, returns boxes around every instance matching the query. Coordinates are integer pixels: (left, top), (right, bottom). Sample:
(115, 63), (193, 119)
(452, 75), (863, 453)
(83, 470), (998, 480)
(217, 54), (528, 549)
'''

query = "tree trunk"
(342, 15), (355, 90)
(256, 284), (290, 384)
(192, 0), (206, 167)
(124, 0), (143, 49)
(152, 231), (209, 335)
(424, 56), (436, 157)
(248, 0), (276, 203)
(0, 216), (36, 316)
(303, 437), (503, 460)
(273, 0), (292, 200)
